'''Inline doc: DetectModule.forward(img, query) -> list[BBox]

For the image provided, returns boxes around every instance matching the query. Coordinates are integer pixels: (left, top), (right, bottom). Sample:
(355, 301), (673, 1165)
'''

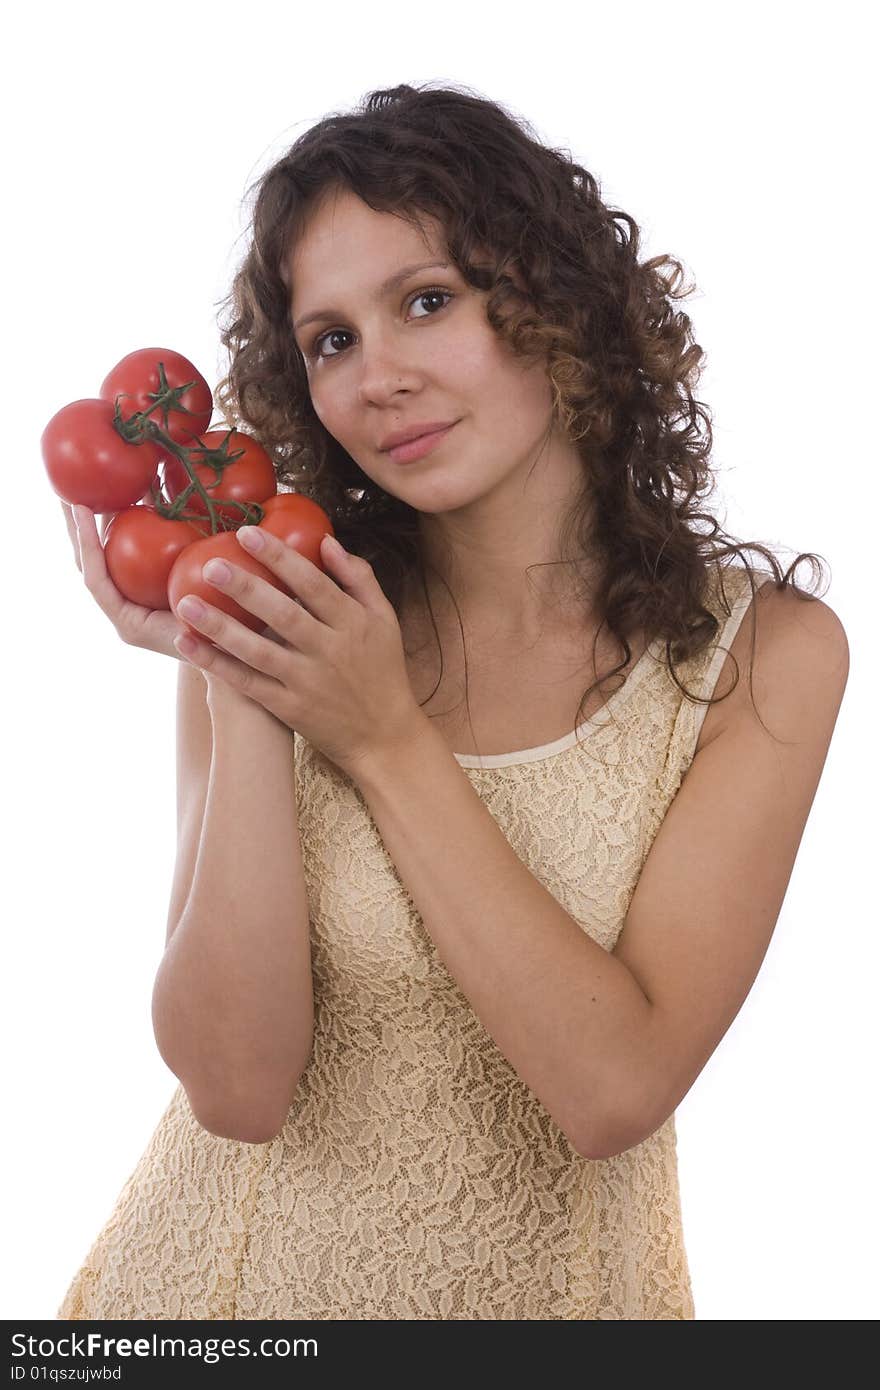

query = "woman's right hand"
(61, 501), (197, 664)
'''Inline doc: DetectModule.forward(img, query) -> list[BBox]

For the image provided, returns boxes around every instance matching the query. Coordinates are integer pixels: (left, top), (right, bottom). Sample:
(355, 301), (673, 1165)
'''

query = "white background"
(3, 0), (875, 1322)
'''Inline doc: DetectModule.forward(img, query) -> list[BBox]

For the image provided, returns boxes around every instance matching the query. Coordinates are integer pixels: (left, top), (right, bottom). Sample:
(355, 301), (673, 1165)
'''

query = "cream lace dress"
(58, 564), (771, 1320)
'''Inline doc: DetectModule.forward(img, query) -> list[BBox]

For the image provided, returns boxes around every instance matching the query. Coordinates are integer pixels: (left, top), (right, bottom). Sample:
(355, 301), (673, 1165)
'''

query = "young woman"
(56, 82), (849, 1321)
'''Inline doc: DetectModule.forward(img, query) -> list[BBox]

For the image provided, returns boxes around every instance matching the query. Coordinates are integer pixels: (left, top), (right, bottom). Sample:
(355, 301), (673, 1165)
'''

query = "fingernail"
(323, 534), (344, 555)
(203, 559), (231, 584)
(237, 526), (265, 551)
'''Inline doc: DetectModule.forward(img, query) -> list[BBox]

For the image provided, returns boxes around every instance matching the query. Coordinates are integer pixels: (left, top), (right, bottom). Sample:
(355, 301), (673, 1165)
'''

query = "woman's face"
(286, 185), (560, 518)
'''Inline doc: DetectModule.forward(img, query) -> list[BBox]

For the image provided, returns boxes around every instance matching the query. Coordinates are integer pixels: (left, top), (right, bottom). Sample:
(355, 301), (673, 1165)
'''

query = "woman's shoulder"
(697, 563), (848, 743)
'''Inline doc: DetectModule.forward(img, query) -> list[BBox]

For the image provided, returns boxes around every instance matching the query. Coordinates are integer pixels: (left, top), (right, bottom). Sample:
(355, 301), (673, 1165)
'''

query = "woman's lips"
(387, 421), (458, 464)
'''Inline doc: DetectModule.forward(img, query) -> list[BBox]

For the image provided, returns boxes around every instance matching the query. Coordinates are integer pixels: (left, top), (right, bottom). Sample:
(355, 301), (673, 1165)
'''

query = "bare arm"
(348, 587), (849, 1161)
(63, 505), (313, 1142)
(163, 663), (213, 948)
(151, 675), (314, 1144)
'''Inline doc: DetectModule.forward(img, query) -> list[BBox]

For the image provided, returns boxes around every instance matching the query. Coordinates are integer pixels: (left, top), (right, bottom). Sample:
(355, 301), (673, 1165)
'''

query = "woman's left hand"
(173, 527), (428, 776)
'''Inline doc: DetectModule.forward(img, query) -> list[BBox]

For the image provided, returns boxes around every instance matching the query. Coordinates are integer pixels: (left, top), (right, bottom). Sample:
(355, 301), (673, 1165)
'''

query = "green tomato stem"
(110, 359), (266, 534)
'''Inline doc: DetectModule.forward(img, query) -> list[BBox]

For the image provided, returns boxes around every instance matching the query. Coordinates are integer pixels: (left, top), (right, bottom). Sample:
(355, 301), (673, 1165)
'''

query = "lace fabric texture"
(58, 565), (771, 1321)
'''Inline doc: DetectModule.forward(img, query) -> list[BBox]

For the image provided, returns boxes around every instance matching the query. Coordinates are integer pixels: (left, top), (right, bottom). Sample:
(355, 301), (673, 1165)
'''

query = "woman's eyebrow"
(292, 260), (450, 335)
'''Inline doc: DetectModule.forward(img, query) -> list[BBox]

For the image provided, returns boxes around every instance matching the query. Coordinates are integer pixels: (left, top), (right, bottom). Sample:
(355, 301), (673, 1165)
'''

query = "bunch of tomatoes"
(41, 346), (334, 636)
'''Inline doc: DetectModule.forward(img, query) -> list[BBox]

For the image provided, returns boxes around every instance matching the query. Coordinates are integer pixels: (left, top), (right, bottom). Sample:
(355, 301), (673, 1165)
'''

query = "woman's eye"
(310, 288), (453, 361)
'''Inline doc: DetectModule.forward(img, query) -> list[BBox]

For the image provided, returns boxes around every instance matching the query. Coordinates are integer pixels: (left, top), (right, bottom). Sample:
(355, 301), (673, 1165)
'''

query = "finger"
(317, 533), (392, 616)
(176, 641), (290, 724)
(173, 607), (291, 718)
(73, 505), (130, 624)
(200, 557), (323, 653)
(236, 526), (353, 627)
(175, 591), (296, 686)
(60, 501), (82, 573)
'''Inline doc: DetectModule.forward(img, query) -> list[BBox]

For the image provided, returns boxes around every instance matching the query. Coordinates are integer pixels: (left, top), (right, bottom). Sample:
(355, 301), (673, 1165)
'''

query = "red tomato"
(100, 348), (213, 446)
(104, 507), (208, 610)
(42, 398), (164, 511)
(257, 493), (335, 569)
(100, 497), (208, 545)
(167, 531), (293, 643)
(162, 430), (277, 527)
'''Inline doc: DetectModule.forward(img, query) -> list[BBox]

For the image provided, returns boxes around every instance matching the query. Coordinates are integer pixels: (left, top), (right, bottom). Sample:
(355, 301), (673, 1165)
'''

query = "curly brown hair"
(215, 80), (828, 745)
